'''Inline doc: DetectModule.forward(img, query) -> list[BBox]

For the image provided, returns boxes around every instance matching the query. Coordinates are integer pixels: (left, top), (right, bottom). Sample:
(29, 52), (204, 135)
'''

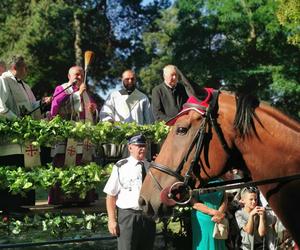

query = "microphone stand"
(26, 80), (77, 116)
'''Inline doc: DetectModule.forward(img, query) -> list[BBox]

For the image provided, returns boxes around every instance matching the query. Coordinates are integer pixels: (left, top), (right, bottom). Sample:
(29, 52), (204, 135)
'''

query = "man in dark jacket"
(151, 64), (189, 122)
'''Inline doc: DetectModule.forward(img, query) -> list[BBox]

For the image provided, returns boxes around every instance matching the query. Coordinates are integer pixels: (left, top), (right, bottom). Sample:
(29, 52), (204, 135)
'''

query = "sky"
(99, 0), (174, 100)
(99, 0), (154, 100)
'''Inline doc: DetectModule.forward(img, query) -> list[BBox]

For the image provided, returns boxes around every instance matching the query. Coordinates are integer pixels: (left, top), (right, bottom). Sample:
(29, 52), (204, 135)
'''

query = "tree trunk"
(74, 10), (82, 66)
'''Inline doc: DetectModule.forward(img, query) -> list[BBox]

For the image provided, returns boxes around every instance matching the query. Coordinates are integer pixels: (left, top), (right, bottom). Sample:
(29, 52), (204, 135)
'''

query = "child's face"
(241, 192), (258, 210)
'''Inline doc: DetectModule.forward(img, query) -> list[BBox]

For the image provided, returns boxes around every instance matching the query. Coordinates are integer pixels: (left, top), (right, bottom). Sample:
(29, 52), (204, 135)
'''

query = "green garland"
(0, 116), (169, 146)
(0, 163), (112, 197)
(0, 211), (108, 239)
(0, 117), (169, 195)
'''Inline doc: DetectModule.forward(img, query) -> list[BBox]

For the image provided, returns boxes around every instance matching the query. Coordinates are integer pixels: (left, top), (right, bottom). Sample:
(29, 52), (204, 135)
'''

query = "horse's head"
(140, 89), (238, 218)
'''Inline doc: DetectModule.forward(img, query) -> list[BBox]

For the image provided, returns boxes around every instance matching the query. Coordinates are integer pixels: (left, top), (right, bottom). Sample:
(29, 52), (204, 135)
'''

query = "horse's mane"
(233, 93), (261, 136)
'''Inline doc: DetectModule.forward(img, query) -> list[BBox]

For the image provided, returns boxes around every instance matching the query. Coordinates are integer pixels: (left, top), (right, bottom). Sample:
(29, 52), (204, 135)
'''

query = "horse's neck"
(259, 104), (300, 133)
(242, 104), (300, 177)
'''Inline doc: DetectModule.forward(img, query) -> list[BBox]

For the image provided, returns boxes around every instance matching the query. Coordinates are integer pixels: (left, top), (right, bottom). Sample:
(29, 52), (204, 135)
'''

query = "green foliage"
(277, 0), (300, 46)
(0, 211), (107, 239)
(0, 0), (170, 98)
(139, 0), (300, 119)
(140, 7), (179, 94)
(0, 116), (169, 146)
(0, 163), (112, 197)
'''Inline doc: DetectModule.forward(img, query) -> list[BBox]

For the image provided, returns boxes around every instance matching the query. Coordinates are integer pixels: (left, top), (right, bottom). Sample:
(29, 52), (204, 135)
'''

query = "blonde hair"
(240, 186), (258, 198)
(163, 65), (177, 77)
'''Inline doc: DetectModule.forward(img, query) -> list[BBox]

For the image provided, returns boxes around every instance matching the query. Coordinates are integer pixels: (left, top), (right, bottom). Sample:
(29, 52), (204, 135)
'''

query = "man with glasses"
(99, 69), (153, 125)
(103, 134), (156, 250)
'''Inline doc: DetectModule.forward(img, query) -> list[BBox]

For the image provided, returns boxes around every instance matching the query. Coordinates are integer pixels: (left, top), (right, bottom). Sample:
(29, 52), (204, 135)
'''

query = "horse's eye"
(176, 127), (188, 135)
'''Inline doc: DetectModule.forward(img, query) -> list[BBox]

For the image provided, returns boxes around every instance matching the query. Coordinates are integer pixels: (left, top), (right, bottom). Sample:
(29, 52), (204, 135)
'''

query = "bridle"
(148, 90), (232, 204)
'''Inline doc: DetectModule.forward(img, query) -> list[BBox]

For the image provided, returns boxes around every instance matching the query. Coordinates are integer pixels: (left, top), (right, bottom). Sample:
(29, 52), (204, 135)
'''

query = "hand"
(211, 211), (225, 223)
(88, 103), (97, 113)
(108, 220), (119, 236)
(250, 206), (265, 216)
(152, 153), (158, 160)
(42, 96), (52, 104)
(257, 206), (266, 217)
(79, 83), (86, 95)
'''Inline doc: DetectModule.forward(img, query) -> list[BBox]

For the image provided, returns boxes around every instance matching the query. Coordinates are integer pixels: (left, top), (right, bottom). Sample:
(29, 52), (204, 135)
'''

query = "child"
(235, 187), (267, 250)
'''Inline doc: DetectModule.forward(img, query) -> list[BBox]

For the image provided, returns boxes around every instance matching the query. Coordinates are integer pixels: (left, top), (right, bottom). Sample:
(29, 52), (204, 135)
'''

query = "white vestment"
(0, 71), (41, 156)
(0, 71), (40, 120)
(99, 89), (153, 125)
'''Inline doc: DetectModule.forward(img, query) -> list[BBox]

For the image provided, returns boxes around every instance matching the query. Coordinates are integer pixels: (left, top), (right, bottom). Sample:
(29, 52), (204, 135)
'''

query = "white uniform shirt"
(99, 88), (153, 125)
(103, 156), (148, 210)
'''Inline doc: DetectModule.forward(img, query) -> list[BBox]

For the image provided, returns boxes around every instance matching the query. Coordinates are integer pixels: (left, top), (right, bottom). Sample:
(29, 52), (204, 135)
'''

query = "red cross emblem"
(67, 146), (76, 156)
(25, 144), (38, 157)
(84, 140), (92, 151)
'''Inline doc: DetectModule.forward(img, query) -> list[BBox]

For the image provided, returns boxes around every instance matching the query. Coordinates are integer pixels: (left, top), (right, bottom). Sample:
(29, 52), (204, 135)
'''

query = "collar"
(1, 70), (16, 80)
(15, 77), (23, 84)
(119, 88), (136, 95)
(128, 156), (144, 165)
(164, 82), (177, 90)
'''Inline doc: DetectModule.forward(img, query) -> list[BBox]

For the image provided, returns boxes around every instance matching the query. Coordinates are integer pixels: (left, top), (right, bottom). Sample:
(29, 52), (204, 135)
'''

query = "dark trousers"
(117, 208), (156, 250)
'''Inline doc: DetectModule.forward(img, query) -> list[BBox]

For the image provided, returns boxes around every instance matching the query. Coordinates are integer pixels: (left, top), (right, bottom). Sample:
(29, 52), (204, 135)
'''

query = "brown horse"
(139, 88), (300, 244)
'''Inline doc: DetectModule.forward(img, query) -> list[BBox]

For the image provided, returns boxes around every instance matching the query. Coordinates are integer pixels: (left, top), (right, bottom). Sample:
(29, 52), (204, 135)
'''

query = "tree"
(0, 0), (116, 98)
(139, 0), (300, 118)
(277, 0), (300, 47)
(0, 0), (169, 99)
(139, 7), (179, 94)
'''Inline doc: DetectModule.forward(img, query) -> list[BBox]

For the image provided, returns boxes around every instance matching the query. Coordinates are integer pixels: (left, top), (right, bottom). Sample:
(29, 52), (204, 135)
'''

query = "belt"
(118, 208), (143, 213)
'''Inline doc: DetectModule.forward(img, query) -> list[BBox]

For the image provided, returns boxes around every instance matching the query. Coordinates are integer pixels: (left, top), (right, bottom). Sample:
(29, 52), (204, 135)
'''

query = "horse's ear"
(175, 66), (206, 99)
(182, 80), (207, 100)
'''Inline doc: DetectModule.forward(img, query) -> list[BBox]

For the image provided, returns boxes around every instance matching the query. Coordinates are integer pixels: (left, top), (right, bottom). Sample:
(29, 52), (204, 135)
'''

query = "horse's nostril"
(139, 196), (146, 206)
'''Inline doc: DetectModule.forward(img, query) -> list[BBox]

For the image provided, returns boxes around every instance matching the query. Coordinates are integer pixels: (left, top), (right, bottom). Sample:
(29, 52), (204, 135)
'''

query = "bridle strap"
(150, 161), (185, 182)
(183, 117), (208, 185)
(148, 168), (164, 191)
(209, 90), (232, 155)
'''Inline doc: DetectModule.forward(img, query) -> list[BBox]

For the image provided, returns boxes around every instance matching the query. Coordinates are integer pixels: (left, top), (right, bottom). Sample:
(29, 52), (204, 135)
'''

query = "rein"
(193, 173), (300, 194)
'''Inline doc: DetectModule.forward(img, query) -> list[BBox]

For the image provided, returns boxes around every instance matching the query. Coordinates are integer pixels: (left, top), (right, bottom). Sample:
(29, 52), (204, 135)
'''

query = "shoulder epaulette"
(115, 159), (128, 168)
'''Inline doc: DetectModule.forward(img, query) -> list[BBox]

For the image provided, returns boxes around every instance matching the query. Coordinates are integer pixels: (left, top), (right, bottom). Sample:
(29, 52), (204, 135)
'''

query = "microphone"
(72, 79), (78, 85)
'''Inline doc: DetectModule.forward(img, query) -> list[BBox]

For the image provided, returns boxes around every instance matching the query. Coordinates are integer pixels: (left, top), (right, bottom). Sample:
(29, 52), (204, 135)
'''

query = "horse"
(139, 87), (300, 244)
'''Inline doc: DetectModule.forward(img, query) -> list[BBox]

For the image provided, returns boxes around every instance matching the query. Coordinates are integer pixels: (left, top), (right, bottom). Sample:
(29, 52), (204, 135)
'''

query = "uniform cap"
(128, 134), (146, 145)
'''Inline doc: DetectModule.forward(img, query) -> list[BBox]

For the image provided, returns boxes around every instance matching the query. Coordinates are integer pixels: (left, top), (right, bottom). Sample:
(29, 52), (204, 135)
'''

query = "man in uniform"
(100, 69), (153, 125)
(103, 134), (156, 250)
